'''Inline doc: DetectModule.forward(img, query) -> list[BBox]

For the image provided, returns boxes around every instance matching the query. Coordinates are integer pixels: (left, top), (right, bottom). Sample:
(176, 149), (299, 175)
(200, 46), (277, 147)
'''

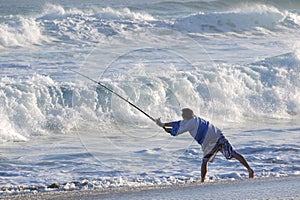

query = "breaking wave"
(1, 2), (300, 48)
(1, 50), (299, 143)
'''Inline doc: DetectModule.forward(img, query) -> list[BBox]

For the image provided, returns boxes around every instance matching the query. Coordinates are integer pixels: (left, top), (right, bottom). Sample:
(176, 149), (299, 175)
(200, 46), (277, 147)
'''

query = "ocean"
(0, 0), (299, 195)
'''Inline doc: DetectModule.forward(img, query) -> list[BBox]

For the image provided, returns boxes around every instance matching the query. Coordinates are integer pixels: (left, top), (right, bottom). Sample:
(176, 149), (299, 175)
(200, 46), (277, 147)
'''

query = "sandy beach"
(2, 176), (299, 200)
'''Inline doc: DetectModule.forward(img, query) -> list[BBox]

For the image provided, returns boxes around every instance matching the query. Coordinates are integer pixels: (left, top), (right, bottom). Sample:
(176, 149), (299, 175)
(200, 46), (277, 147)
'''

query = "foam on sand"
(2, 176), (299, 200)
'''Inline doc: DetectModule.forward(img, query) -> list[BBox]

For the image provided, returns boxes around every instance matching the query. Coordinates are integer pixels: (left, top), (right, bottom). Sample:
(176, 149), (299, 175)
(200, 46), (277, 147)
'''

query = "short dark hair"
(182, 108), (194, 119)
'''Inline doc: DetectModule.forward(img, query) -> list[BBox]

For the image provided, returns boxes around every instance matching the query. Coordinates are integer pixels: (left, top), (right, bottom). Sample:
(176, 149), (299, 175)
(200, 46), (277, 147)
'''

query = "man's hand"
(155, 118), (165, 127)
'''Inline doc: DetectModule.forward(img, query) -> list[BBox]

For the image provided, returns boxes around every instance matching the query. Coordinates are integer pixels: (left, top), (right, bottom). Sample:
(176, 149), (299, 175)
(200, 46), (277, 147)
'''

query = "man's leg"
(231, 153), (254, 178)
(219, 135), (254, 179)
(201, 159), (209, 182)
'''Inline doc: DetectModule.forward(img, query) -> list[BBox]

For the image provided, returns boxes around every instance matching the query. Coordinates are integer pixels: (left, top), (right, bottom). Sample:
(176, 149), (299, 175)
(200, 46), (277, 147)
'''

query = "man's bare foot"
(249, 168), (254, 179)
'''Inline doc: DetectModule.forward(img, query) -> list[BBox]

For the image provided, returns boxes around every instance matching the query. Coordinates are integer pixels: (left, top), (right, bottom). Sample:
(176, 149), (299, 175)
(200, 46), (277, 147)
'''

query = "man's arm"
(162, 122), (173, 133)
(156, 118), (173, 133)
(163, 122), (173, 127)
(156, 118), (182, 136)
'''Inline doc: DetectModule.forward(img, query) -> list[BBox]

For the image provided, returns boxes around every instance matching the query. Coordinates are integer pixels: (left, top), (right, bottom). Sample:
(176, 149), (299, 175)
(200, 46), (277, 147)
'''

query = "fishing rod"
(69, 69), (156, 122)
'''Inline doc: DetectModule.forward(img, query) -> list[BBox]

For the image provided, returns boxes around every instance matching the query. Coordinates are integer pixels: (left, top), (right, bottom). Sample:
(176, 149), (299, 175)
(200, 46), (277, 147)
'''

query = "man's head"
(181, 108), (194, 120)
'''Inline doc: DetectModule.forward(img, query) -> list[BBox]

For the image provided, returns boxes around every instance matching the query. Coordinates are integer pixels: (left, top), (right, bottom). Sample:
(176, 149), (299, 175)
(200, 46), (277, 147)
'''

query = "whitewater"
(0, 0), (299, 195)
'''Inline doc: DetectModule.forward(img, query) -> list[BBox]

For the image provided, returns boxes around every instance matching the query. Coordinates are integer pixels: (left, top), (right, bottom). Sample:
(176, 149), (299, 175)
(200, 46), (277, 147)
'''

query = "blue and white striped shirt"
(169, 116), (221, 156)
(170, 116), (209, 145)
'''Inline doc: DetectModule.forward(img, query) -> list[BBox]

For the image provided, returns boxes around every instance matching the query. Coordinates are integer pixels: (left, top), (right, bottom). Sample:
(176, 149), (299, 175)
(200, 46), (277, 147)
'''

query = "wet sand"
(1, 176), (299, 200)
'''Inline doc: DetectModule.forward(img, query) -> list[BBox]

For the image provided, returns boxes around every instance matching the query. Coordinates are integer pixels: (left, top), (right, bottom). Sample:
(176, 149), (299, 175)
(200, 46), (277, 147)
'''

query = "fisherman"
(155, 108), (254, 182)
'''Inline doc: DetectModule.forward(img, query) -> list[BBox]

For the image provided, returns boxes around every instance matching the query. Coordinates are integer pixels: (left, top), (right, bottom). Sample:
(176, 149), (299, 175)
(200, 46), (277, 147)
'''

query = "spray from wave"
(0, 17), (49, 47)
(173, 3), (300, 35)
(1, 2), (299, 143)
(1, 50), (299, 143)
(2, 2), (300, 49)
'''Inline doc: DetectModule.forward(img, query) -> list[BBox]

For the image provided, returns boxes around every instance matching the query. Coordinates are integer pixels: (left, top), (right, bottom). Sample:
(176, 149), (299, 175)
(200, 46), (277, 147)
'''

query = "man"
(156, 108), (254, 182)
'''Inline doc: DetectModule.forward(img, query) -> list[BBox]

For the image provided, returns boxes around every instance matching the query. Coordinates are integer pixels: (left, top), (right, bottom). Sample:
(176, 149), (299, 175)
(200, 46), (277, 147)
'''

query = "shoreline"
(1, 176), (299, 200)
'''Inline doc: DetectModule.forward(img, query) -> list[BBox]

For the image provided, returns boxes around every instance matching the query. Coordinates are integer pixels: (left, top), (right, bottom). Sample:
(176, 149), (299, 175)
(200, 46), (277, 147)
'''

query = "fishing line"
(69, 69), (156, 122)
